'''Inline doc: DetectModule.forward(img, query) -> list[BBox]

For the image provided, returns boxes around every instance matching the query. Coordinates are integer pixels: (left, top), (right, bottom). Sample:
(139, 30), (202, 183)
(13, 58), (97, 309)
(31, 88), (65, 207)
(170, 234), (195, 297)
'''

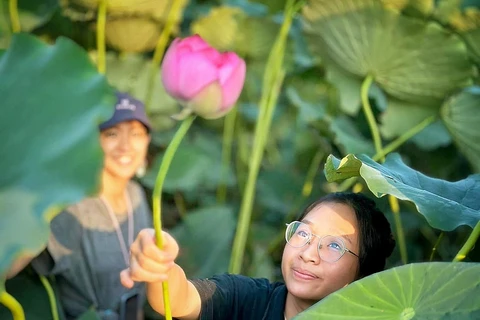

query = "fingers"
(120, 269), (134, 288)
(122, 228), (178, 285)
(129, 258), (172, 283)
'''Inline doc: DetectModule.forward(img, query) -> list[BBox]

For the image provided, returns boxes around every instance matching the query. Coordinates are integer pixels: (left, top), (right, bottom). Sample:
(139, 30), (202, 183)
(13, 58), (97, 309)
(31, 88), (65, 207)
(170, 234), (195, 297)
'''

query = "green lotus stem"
(152, 115), (195, 320)
(429, 232), (444, 261)
(8, 0), (20, 33)
(302, 150), (324, 197)
(0, 291), (24, 320)
(229, 0), (300, 274)
(389, 195), (408, 264)
(453, 221), (480, 262)
(360, 75), (382, 155)
(360, 75), (407, 264)
(229, 69), (286, 274)
(338, 115), (437, 192)
(39, 276), (59, 320)
(96, 0), (107, 74)
(145, 0), (184, 112)
(372, 115), (437, 161)
(217, 107), (238, 203)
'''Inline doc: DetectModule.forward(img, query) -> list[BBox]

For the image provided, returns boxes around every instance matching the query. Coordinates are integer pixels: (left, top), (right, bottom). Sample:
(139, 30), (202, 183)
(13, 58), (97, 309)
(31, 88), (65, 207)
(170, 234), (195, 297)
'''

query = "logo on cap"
(116, 98), (137, 111)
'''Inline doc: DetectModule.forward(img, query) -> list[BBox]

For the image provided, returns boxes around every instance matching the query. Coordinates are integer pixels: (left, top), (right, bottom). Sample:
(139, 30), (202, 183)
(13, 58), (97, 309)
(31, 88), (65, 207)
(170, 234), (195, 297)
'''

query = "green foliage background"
(0, 0), (479, 319)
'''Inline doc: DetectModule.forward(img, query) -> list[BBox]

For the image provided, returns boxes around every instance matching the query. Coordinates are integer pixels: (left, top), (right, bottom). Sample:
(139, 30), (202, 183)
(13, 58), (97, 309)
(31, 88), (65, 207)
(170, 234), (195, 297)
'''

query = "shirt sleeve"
(31, 208), (83, 275)
(190, 274), (273, 320)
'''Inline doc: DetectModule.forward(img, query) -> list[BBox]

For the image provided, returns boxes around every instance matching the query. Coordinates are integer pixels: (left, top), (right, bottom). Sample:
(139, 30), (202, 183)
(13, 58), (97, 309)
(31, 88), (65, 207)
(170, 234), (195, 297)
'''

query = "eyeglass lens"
(286, 221), (347, 262)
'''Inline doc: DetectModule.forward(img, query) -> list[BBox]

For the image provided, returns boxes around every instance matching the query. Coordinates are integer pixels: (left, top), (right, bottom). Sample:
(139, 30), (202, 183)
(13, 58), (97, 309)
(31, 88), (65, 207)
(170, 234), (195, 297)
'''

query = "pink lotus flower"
(161, 35), (246, 119)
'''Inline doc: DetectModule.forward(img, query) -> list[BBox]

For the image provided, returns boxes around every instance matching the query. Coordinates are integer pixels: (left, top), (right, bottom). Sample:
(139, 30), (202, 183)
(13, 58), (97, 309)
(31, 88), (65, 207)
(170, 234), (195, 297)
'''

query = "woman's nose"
(118, 134), (132, 151)
(299, 238), (320, 264)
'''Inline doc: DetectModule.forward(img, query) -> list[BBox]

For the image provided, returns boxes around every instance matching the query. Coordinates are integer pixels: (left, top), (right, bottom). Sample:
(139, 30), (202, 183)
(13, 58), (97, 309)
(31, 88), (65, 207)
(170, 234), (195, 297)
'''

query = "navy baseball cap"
(99, 91), (152, 131)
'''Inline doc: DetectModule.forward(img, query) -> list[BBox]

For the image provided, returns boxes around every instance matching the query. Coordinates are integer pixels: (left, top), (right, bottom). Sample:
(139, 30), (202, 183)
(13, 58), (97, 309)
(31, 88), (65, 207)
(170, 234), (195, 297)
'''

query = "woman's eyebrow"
(301, 219), (354, 244)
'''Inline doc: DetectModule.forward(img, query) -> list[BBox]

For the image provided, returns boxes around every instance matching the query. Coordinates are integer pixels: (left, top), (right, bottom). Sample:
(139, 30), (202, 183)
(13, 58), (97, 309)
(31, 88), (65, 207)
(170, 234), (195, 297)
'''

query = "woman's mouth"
(292, 268), (318, 281)
(118, 156), (133, 165)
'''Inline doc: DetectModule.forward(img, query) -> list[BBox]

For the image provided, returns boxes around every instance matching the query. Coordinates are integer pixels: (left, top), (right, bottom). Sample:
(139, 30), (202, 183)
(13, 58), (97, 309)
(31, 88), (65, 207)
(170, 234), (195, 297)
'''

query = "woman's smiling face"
(282, 201), (360, 304)
(100, 120), (150, 181)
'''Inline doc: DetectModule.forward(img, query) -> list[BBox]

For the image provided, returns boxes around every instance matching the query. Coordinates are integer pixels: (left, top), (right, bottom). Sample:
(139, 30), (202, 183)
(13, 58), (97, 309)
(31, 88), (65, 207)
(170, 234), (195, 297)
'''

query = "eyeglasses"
(285, 221), (359, 262)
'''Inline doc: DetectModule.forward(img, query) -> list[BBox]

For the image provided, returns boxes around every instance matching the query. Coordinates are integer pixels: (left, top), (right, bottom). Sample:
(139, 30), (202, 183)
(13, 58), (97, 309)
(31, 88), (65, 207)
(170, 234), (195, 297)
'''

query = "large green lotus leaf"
(172, 206), (235, 278)
(295, 262), (480, 320)
(303, 0), (474, 105)
(104, 52), (177, 131)
(330, 116), (376, 155)
(324, 153), (480, 230)
(324, 59), (363, 115)
(441, 86), (480, 172)
(0, 33), (113, 278)
(464, 28), (480, 63)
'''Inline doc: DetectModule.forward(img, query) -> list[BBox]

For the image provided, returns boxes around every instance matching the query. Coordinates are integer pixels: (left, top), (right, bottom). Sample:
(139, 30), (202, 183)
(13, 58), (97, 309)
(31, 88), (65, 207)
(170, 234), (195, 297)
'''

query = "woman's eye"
(132, 130), (145, 137)
(297, 230), (309, 238)
(327, 242), (342, 251)
(105, 131), (117, 137)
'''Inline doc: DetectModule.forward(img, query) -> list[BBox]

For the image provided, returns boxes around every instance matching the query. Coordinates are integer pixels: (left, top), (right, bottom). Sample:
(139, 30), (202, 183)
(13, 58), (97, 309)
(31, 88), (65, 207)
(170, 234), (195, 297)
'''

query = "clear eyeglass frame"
(285, 221), (359, 263)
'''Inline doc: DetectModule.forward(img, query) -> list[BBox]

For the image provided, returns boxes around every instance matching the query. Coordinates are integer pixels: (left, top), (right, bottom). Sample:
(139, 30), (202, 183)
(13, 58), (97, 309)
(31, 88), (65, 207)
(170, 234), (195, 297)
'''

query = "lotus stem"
(8, 0), (20, 33)
(217, 107), (238, 203)
(338, 115), (437, 192)
(302, 150), (324, 197)
(0, 290), (24, 320)
(429, 232), (444, 261)
(360, 75), (407, 264)
(39, 276), (59, 320)
(145, 0), (184, 112)
(152, 115), (195, 320)
(453, 221), (480, 262)
(372, 115), (437, 161)
(389, 195), (408, 264)
(360, 75), (382, 155)
(96, 0), (107, 74)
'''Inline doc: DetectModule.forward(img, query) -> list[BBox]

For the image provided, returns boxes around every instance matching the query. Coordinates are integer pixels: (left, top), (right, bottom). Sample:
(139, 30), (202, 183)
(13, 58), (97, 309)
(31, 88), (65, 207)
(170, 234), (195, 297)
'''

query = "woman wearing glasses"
(121, 192), (396, 319)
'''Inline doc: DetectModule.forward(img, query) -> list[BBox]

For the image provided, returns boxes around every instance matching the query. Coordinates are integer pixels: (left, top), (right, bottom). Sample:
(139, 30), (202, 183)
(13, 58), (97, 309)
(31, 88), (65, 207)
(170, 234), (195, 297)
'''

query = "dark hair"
(297, 192), (395, 278)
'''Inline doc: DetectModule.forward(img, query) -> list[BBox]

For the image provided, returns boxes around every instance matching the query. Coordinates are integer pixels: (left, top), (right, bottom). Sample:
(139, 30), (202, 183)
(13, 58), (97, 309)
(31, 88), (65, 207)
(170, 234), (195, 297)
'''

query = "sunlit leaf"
(441, 86), (480, 172)
(324, 153), (480, 230)
(191, 5), (278, 59)
(296, 262), (480, 320)
(0, 34), (112, 278)
(172, 206), (235, 278)
(303, 0), (474, 105)
(191, 6), (246, 52)
(105, 18), (160, 53)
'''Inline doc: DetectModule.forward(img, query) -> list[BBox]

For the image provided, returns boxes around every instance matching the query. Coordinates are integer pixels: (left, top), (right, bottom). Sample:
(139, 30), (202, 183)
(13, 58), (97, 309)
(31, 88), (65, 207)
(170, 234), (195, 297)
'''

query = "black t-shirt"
(191, 273), (287, 320)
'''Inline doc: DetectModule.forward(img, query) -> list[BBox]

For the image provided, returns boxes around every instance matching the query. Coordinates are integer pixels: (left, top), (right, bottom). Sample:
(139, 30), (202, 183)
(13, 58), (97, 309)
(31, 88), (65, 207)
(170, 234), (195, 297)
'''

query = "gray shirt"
(32, 181), (152, 319)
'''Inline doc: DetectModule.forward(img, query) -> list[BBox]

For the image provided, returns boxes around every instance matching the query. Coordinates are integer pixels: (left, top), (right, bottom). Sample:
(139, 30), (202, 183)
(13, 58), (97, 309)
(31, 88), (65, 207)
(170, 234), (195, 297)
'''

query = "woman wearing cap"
(7, 92), (153, 319)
